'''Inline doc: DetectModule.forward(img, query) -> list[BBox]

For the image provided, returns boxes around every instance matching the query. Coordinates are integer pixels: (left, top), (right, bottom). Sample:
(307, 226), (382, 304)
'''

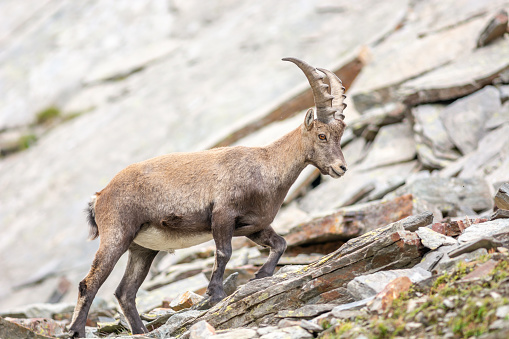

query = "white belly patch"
(133, 227), (213, 252)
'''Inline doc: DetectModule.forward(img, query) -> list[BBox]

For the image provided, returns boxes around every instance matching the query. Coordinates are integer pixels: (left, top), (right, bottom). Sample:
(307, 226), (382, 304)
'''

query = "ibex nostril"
(340, 165), (347, 172)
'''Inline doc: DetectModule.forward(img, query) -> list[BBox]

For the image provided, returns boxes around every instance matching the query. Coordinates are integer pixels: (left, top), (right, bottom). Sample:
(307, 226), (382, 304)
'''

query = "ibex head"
(284, 57), (348, 178)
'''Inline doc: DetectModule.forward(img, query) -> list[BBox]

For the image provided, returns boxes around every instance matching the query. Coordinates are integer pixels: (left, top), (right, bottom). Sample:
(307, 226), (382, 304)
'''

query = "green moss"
(36, 106), (61, 125)
(18, 134), (37, 149)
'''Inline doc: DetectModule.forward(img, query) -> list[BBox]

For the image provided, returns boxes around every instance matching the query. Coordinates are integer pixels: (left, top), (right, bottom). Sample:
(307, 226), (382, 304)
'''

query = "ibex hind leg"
(247, 226), (286, 279)
(115, 243), (158, 334)
(68, 231), (131, 338)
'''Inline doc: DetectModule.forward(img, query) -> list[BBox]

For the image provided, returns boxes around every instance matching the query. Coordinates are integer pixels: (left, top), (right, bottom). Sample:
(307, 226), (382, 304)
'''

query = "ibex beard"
(68, 57), (348, 337)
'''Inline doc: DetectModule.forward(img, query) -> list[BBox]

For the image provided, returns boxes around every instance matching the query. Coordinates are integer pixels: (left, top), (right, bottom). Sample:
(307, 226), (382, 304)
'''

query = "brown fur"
(68, 62), (348, 338)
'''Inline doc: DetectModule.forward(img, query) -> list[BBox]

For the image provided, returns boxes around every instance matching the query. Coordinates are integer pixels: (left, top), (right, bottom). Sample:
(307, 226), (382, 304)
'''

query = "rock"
(486, 100), (509, 129)
(435, 248), (488, 273)
(346, 267), (430, 300)
(151, 310), (204, 338)
(97, 318), (126, 334)
(389, 177), (493, 218)
(350, 13), (485, 112)
(331, 297), (374, 315)
(402, 212), (434, 232)
(298, 320), (323, 333)
(141, 308), (176, 332)
(189, 320), (216, 339)
(449, 237), (504, 258)
(491, 209), (509, 221)
(459, 259), (499, 282)
(276, 305), (336, 319)
(190, 220), (424, 330)
(286, 194), (414, 247)
(457, 219), (509, 243)
(298, 161), (417, 214)
(169, 291), (204, 311)
(405, 322), (424, 332)
(279, 326), (313, 339)
(357, 121), (416, 171)
(412, 104), (460, 169)
(415, 227), (457, 250)
(399, 37), (509, 106)
(210, 328), (258, 339)
(368, 276), (413, 314)
(349, 102), (407, 136)
(477, 9), (509, 48)
(496, 305), (509, 319)
(440, 86), (501, 155)
(136, 273), (209, 313)
(0, 302), (75, 319)
(414, 251), (444, 272)
(223, 272), (239, 297)
(0, 317), (56, 339)
(495, 183), (509, 210)
(431, 217), (488, 237)
(3, 317), (67, 338)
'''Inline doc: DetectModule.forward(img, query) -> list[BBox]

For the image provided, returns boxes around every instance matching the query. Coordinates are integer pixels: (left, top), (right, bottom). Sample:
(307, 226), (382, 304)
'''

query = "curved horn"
(317, 68), (347, 120)
(282, 57), (337, 123)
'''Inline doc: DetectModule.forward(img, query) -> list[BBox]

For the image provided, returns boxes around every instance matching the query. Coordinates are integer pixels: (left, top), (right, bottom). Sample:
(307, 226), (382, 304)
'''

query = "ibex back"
(68, 58), (348, 337)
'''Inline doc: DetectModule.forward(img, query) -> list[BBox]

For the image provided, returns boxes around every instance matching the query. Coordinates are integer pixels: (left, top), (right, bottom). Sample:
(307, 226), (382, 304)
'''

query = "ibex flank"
(68, 58), (348, 337)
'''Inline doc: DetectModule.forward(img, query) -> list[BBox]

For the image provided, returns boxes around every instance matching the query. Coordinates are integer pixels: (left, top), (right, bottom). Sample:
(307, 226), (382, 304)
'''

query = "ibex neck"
(263, 126), (307, 192)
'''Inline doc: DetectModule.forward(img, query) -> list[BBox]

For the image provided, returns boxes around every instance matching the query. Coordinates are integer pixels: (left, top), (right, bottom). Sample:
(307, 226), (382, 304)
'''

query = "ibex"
(68, 58), (348, 337)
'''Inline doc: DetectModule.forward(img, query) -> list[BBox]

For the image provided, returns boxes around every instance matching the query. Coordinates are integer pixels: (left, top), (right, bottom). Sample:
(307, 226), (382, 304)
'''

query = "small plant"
(18, 134), (37, 149)
(36, 106), (61, 125)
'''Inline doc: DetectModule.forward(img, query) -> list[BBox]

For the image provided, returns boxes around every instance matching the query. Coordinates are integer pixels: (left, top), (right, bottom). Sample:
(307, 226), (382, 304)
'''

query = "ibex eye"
(318, 134), (327, 141)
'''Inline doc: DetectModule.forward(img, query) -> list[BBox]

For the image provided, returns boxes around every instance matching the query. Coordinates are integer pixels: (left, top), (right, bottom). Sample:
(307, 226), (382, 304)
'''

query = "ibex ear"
(304, 108), (314, 130)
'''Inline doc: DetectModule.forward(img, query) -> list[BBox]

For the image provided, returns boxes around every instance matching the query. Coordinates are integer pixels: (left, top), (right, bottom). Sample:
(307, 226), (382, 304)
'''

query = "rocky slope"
(1, 0), (509, 338)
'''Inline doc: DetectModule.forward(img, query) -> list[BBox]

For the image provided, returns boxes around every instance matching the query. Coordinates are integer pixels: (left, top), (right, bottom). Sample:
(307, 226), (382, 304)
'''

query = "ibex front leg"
(205, 211), (234, 306)
(247, 226), (286, 279)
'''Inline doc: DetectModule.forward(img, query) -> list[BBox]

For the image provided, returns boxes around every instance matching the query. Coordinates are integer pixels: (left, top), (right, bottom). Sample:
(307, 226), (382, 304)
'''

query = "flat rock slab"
(390, 177), (492, 217)
(346, 267), (431, 300)
(298, 161), (417, 214)
(399, 37), (509, 105)
(357, 121), (416, 171)
(440, 86), (501, 155)
(416, 227), (457, 250)
(457, 219), (509, 244)
(286, 194), (414, 247)
(0, 317), (55, 339)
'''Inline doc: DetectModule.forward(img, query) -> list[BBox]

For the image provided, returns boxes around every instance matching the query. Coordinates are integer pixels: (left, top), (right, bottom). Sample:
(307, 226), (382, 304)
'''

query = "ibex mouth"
(329, 167), (344, 178)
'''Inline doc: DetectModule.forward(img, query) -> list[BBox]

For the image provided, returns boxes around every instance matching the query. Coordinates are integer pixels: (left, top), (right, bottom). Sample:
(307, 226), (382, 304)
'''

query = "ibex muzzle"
(68, 58), (348, 338)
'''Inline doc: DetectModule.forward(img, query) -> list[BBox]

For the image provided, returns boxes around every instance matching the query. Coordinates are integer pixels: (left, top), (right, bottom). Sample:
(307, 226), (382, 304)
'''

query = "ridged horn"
(282, 57), (338, 123)
(317, 67), (347, 120)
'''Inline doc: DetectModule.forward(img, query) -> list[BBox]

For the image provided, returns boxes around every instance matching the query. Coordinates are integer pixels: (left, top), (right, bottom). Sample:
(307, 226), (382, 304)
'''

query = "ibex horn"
(282, 57), (346, 122)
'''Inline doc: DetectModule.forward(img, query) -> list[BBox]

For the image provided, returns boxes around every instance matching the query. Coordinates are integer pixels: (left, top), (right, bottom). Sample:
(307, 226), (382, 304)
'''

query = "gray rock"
(331, 297), (374, 315)
(137, 273), (209, 313)
(435, 248), (488, 273)
(416, 227), (457, 250)
(414, 251), (444, 272)
(412, 104), (460, 168)
(357, 121), (416, 171)
(211, 329), (258, 339)
(448, 237), (503, 258)
(496, 305), (509, 319)
(402, 212), (434, 232)
(276, 304), (336, 319)
(440, 86), (501, 155)
(486, 101), (509, 129)
(189, 320), (216, 339)
(389, 177), (493, 217)
(399, 37), (509, 106)
(299, 161), (417, 215)
(457, 219), (509, 243)
(346, 267), (431, 300)
(0, 302), (75, 319)
(150, 310), (204, 338)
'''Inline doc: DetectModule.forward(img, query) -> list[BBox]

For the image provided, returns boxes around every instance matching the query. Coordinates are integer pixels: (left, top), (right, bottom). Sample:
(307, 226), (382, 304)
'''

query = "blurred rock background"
(0, 0), (508, 329)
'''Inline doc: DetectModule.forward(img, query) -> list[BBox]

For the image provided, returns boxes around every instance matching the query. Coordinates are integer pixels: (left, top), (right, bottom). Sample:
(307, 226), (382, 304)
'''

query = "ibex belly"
(133, 226), (213, 252)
